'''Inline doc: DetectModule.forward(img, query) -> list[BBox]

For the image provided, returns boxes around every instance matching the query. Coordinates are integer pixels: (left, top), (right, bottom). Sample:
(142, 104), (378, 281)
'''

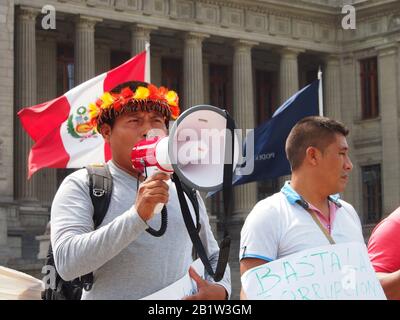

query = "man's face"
(102, 110), (167, 170)
(317, 133), (353, 194)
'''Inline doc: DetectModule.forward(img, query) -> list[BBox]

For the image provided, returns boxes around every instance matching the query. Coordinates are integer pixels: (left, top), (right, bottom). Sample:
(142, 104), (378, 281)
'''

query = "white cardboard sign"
(241, 242), (386, 300)
(141, 259), (205, 300)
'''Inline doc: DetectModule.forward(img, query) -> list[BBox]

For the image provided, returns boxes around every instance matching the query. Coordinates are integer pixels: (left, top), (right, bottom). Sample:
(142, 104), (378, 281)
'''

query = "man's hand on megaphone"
(135, 171), (170, 221)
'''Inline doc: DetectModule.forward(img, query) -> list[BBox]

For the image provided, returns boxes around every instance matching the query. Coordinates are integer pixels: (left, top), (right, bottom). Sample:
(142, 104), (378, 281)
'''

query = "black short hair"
(285, 116), (349, 171)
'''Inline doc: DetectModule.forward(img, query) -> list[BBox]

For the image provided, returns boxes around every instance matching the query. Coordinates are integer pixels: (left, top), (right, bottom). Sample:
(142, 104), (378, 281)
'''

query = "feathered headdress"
(88, 81), (180, 130)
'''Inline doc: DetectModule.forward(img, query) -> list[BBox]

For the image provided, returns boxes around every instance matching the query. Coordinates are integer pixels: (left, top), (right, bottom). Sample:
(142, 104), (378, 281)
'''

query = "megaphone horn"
(131, 105), (239, 192)
(169, 105), (239, 191)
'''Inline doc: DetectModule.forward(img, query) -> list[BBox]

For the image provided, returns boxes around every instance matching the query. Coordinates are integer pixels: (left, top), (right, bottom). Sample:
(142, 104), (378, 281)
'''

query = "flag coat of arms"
(18, 50), (148, 178)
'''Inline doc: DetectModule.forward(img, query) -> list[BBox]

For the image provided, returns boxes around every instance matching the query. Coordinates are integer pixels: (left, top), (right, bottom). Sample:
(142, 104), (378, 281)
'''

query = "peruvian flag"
(18, 48), (150, 178)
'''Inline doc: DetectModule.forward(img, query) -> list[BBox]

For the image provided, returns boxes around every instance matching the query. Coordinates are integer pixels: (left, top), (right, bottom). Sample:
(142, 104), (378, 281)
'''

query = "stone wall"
(0, 0), (15, 265)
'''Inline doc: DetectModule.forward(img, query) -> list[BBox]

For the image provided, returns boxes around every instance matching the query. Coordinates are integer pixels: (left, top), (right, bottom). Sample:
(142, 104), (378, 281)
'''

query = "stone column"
(150, 48), (162, 86)
(95, 42), (110, 75)
(200, 56), (212, 214)
(130, 24), (157, 56)
(183, 32), (209, 109)
(0, 206), (10, 265)
(0, 1), (14, 203)
(75, 15), (101, 85)
(203, 59), (210, 105)
(340, 54), (359, 213)
(377, 44), (400, 215)
(324, 55), (342, 120)
(0, 1), (14, 264)
(36, 35), (58, 205)
(232, 40), (258, 217)
(278, 47), (303, 186)
(279, 47), (303, 103)
(15, 7), (39, 202)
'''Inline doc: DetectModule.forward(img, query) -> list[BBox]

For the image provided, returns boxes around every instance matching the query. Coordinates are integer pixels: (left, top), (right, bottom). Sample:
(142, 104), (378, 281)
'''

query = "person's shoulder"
(51, 168), (91, 211)
(246, 192), (286, 222)
(337, 199), (361, 222)
(65, 168), (88, 182)
(337, 199), (357, 214)
(371, 208), (400, 237)
(255, 192), (288, 209)
(58, 168), (89, 192)
(241, 192), (287, 242)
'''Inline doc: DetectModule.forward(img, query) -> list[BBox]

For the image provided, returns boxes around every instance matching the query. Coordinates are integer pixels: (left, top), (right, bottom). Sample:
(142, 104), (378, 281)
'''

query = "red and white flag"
(18, 49), (150, 178)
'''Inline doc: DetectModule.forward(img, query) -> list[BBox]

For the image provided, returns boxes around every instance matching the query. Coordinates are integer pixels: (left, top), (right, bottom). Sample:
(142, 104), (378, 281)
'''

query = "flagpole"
(318, 66), (323, 117)
(145, 41), (151, 83)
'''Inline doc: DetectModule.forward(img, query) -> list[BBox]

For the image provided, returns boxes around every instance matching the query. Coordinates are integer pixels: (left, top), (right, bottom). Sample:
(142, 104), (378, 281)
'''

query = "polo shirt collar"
(281, 181), (341, 208)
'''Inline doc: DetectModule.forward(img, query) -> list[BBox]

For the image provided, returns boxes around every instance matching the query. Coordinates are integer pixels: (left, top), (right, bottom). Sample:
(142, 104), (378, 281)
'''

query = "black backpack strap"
(42, 242), (83, 300)
(86, 163), (113, 229)
(42, 164), (113, 299)
(81, 163), (113, 290)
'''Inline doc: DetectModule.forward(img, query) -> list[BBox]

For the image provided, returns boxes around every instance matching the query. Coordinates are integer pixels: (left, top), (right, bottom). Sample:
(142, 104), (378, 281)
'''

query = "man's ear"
(99, 124), (112, 143)
(305, 146), (320, 166)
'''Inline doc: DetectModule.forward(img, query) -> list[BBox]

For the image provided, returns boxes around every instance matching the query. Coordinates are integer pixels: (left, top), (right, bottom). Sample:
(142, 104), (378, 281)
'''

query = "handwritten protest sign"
(241, 242), (386, 300)
(141, 259), (205, 300)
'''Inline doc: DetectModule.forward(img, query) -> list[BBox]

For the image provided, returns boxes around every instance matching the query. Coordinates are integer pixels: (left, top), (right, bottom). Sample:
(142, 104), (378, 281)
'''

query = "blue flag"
(233, 79), (320, 186)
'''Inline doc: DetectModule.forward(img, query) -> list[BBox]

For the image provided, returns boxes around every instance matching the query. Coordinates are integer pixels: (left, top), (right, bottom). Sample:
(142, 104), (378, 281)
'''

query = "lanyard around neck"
(296, 199), (336, 245)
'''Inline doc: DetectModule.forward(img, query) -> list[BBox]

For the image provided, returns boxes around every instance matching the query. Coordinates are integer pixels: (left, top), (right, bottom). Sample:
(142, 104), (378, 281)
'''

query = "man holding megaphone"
(50, 81), (231, 300)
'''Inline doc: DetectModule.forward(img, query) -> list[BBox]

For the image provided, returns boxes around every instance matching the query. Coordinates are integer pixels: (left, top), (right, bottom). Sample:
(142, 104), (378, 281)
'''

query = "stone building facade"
(0, 0), (399, 298)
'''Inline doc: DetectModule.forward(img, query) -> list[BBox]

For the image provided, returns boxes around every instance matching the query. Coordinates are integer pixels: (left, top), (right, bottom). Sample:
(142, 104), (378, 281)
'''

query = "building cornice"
(12, 0), (400, 55)
(14, 0), (343, 53)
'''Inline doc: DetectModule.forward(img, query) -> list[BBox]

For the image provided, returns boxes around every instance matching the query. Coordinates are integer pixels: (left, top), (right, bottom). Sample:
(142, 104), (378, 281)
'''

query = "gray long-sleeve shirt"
(50, 160), (231, 299)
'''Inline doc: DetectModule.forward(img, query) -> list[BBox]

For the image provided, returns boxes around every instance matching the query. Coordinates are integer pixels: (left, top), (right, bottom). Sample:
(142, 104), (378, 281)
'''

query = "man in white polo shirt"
(239, 116), (364, 298)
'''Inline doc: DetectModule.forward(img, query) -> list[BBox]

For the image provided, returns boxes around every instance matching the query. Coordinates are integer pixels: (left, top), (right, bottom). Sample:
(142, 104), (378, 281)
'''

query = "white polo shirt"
(240, 182), (365, 263)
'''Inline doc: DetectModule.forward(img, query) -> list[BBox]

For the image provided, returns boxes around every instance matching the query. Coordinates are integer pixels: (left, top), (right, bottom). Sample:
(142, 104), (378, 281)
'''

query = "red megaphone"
(131, 136), (173, 174)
